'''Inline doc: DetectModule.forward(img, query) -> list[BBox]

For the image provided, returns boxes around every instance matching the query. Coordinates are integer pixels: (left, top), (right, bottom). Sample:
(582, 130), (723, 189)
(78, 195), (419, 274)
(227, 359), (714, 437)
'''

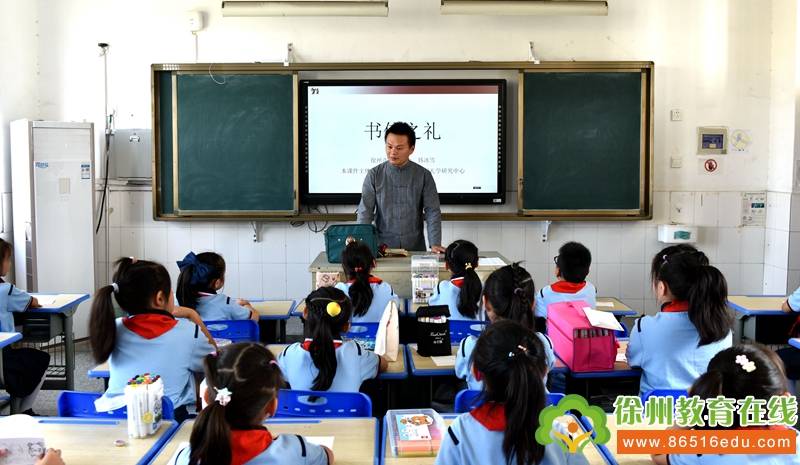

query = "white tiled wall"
(764, 191), (792, 294)
(96, 188), (767, 316)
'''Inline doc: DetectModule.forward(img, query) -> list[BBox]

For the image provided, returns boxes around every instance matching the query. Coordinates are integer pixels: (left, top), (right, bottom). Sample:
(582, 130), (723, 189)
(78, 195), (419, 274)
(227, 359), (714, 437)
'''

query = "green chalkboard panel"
(173, 73), (296, 214)
(521, 71), (647, 215)
(157, 71), (174, 215)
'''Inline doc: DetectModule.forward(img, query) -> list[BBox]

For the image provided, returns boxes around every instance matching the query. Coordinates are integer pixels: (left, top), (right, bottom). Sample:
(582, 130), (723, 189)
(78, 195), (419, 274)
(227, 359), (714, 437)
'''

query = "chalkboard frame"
(517, 67), (653, 218)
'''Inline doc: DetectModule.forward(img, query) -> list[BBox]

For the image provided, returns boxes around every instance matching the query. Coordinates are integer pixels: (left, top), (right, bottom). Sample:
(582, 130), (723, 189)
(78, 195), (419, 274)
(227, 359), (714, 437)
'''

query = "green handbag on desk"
(324, 224), (379, 263)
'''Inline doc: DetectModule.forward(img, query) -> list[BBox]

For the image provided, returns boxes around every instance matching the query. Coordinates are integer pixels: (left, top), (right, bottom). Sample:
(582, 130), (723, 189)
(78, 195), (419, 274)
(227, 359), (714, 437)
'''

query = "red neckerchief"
(301, 338), (344, 351)
(470, 402), (506, 431)
(122, 311), (177, 339)
(451, 277), (465, 289)
(550, 281), (587, 294)
(347, 276), (384, 285)
(661, 301), (690, 313)
(230, 428), (273, 465)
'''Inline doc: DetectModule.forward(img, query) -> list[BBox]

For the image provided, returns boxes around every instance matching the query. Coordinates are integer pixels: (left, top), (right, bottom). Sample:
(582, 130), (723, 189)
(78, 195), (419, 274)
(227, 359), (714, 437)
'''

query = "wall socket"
(670, 109), (683, 121)
(670, 157), (683, 168)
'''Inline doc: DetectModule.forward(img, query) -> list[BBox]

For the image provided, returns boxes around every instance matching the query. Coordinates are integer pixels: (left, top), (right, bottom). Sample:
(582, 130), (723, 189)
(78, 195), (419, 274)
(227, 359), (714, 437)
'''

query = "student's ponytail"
(688, 264), (733, 345)
(190, 343), (284, 465)
(472, 321), (546, 465)
(304, 287), (353, 391)
(444, 240), (481, 319)
(341, 241), (375, 317)
(90, 257), (173, 363)
(176, 252), (226, 310)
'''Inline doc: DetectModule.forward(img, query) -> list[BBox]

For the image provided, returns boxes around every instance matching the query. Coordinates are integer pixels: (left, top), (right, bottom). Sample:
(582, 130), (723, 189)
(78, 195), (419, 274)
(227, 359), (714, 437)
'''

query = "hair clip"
(129, 256), (137, 264)
(269, 359), (279, 368)
(508, 344), (528, 358)
(111, 282), (119, 294)
(326, 301), (342, 317)
(215, 387), (232, 406)
(513, 287), (525, 296)
(464, 262), (473, 270)
(735, 354), (756, 373)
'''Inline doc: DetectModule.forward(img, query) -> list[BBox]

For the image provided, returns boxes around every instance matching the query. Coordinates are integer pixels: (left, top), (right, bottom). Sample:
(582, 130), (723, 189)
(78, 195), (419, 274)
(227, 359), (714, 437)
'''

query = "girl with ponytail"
(627, 246), (734, 396)
(652, 344), (799, 465)
(278, 287), (388, 392)
(455, 263), (555, 390)
(335, 241), (399, 322)
(176, 251), (258, 322)
(429, 240), (483, 320)
(90, 258), (215, 422)
(169, 343), (333, 465)
(437, 321), (588, 465)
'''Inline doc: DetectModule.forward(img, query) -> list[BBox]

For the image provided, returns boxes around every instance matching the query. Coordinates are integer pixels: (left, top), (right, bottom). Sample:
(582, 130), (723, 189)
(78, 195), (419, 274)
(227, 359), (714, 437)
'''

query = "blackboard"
(520, 70), (650, 216)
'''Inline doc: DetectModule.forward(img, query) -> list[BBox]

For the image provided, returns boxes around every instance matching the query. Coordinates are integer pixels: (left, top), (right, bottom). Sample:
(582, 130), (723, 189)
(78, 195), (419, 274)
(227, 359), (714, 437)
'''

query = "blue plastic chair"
(276, 389), (372, 418)
(614, 320), (630, 338)
(345, 322), (380, 340)
(204, 320), (260, 343)
(641, 389), (688, 402)
(449, 320), (488, 343)
(57, 391), (175, 420)
(454, 389), (565, 413)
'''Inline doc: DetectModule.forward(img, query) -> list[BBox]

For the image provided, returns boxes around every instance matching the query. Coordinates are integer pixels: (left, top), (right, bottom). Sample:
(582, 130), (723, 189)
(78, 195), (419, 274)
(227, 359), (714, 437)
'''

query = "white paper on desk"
(167, 442), (191, 465)
(30, 295), (56, 306)
(616, 352), (628, 363)
(595, 301), (615, 308)
(374, 300), (399, 362)
(478, 257), (506, 267)
(431, 355), (456, 367)
(582, 307), (624, 331)
(306, 436), (335, 449)
(0, 415), (44, 465)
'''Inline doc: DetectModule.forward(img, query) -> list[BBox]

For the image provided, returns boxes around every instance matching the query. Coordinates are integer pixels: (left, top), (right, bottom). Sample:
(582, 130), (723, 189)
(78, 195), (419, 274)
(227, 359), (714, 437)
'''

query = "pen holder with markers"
(415, 305), (451, 356)
(124, 374), (164, 438)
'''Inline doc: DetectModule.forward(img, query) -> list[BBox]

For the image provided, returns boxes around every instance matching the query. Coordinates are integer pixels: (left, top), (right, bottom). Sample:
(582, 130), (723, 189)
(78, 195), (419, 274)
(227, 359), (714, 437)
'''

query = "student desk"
(381, 413), (609, 465)
(268, 344), (408, 381)
(727, 295), (796, 344)
(309, 252), (510, 300)
(250, 299), (296, 342)
(149, 417), (378, 465)
(14, 293), (90, 390)
(31, 417), (177, 465)
(88, 361), (110, 389)
(790, 338), (800, 349)
(583, 414), (664, 465)
(596, 298), (639, 317)
(406, 344), (458, 377)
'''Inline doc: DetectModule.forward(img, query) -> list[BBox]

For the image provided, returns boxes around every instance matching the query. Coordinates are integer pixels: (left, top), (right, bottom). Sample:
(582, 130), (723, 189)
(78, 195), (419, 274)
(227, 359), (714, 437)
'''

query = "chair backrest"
(344, 322), (380, 340)
(57, 391), (175, 420)
(449, 320), (487, 344)
(614, 320), (630, 338)
(276, 389), (372, 418)
(204, 320), (260, 343)
(641, 389), (689, 402)
(454, 389), (565, 413)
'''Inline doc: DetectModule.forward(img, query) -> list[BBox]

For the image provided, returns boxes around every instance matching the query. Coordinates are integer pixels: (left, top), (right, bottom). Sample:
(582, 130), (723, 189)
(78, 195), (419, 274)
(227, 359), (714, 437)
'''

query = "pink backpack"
(547, 300), (617, 372)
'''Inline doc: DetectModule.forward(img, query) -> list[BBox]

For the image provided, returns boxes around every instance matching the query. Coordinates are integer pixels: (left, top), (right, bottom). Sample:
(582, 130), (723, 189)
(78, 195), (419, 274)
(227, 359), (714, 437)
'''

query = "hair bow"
(177, 252), (213, 285)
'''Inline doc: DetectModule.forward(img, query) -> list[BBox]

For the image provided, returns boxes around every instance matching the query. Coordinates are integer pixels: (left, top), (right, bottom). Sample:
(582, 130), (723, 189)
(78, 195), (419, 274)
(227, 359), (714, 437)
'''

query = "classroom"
(0, 0), (799, 464)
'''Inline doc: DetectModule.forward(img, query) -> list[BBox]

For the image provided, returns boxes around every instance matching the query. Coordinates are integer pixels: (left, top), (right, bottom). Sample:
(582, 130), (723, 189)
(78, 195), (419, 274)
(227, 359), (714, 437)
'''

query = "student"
(436, 320), (588, 465)
(177, 251), (258, 322)
(652, 344), (800, 465)
(0, 238), (48, 415)
(627, 247), (734, 396)
(278, 287), (388, 392)
(90, 258), (215, 422)
(534, 242), (596, 330)
(334, 241), (399, 322)
(455, 263), (555, 390)
(429, 240), (482, 320)
(170, 343), (333, 465)
(777, 284), (800, 393)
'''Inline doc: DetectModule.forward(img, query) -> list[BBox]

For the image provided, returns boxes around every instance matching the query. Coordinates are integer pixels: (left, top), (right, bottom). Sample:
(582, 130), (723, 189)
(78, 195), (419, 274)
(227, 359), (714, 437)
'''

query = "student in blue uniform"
(777, 284), (800, 393)
(437, 321), (588, 465)
(534, 242), (596, 331)
(0, 239), (48, 415)
(278, 286), (388, 392)
(455, 263), (554, 390)
(429, 240), (482, 321)
(334, 240), (398, 322)
(169, 343), (332, 465)
(652, 344), (800, 465)
(176, 251), (258, 322)
(90, 258), (215, 422)
(627, 246), (734, 396)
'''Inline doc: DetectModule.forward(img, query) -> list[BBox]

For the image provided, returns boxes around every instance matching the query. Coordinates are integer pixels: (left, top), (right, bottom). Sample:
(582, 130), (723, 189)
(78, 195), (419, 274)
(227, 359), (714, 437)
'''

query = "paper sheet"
(582, 307), (624, 331)
(167, 442), (190, 464)
(595, 301), (615, 308)
(616, 352), (628, 363)
(478, 257), (506, 267)
(431, 355), (456, 367)
(306, 436), (335, 449)
(0, 415), (45, 465)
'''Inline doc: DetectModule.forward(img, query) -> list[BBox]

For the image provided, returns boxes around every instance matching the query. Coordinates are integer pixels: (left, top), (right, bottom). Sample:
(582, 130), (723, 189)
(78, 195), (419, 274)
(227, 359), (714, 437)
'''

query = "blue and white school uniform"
(169, 429), (328, 465)
(435, 403), (590, 465)
(455, 331), (556, 391)
(626, 301), (732, 396)
(0, 282), (33, 332)
(194, 292), (252, 321)
(102, 311), (215, 409)
(278, 339), (379, 392)
(668, 427), (800, 465)
(429, 278), (482, 321)
(335, 277), (399, 323)
(534, 281), (597, 319)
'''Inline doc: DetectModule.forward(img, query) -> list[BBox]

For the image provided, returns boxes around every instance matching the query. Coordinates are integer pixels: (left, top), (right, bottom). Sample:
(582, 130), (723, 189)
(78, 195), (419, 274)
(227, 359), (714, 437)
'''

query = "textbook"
(386, 409), (445, 457)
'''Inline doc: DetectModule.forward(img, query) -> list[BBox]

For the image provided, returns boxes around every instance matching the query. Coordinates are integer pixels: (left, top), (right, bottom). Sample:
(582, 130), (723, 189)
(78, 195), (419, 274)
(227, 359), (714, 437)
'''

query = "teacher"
(357, 122), (445, 253)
